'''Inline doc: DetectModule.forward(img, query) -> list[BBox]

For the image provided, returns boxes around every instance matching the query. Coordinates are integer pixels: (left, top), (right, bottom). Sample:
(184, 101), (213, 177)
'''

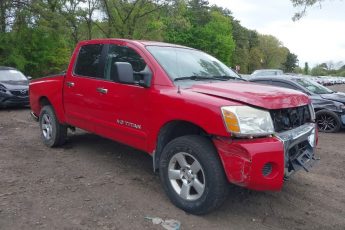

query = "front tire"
(159, 135), (229, 215)
(316, 110), (341, 133)
(39, 105), (67, 147)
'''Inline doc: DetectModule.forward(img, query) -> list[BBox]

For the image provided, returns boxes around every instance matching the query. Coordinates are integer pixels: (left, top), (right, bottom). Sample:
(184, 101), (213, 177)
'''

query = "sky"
(208, 0), (345, 68)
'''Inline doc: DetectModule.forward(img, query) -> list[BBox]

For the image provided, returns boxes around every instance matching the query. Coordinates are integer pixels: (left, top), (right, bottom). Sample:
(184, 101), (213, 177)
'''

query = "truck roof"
(79, 38), (194, 49)
(134, 40), (190, 48)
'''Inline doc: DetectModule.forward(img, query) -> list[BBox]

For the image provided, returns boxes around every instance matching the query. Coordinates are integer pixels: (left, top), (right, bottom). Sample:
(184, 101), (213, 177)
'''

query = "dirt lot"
(1, 85), (345, 230)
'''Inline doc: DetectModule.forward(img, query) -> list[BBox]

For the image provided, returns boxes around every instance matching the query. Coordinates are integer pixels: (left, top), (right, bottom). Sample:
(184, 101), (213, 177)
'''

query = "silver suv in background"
(251, 69), (284, 77)
(0, 67), (30, 108)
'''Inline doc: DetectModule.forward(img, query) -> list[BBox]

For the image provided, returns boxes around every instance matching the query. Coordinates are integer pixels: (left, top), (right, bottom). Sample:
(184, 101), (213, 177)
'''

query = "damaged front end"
(275, 123), (319, 179)
(271, 105), (319, 179)
(214, 104), (319, 191)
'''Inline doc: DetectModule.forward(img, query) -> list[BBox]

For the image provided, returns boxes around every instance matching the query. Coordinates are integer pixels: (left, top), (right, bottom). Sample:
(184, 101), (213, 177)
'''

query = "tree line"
(299, 61), (345, 77)
(0, 0), (299, 78)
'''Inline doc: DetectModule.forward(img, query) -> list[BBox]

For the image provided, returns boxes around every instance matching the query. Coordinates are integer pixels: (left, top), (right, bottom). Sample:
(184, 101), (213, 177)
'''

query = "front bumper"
(214, 123), (318, 191)
(275, 123), (318, 178)
(0, 94), (29, 107)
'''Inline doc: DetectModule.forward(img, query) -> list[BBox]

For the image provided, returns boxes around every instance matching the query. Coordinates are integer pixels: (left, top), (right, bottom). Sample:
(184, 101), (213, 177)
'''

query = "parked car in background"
(250, 75), (345, 133)
(0, 67), (30, 108)
(310, 76), (345, 86)
(251, 69), (284, 77)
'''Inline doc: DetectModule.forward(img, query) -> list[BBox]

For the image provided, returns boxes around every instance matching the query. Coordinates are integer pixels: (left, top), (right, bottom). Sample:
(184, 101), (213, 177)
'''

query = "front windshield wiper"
(212, 75), (246, 81)
(174, 75), (245, 82)
(174, 76), (223, 82)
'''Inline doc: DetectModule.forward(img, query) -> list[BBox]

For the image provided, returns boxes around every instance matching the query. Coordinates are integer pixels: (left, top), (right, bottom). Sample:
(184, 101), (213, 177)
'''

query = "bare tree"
(0, 0), (31, 32)
(82, 0), (99, 39)
(100, 0), (171, 38)
(61, 0), (84, 44)
(291, 0), (325, 21)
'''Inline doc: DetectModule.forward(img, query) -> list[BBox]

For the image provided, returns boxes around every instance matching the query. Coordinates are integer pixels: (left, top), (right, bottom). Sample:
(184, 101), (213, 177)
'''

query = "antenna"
(177, 85), (181, 94)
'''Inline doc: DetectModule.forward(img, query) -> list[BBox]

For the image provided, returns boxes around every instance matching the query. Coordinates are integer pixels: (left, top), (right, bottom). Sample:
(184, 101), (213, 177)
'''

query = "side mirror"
(116, 62), (134, 84)
(136, 66), (152, 88)
(27, 76), (32, 80)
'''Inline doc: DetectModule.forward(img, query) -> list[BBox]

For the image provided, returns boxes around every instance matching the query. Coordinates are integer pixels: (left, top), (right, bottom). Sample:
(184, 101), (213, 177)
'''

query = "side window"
(74, 44), (104, 78)
(104, 45), (147, 81)
(271, 81), (298, 90)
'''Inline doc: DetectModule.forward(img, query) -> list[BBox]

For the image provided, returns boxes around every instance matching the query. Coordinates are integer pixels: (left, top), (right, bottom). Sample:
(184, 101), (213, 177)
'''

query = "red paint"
(191, 82), (310, 109)
(29, 39), (315, 191)
(213, 137), (284, 191)
(30, 77), (66, 122)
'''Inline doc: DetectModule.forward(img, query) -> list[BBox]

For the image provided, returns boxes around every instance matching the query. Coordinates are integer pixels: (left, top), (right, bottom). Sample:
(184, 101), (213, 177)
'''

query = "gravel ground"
(0, 85), (345, 230)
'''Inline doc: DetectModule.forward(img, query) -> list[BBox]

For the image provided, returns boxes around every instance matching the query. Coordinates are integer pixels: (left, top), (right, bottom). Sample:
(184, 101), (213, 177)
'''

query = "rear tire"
(316, 110), (341, 133)
(159, 135), (229, 215)
(39, 105), (67, 147)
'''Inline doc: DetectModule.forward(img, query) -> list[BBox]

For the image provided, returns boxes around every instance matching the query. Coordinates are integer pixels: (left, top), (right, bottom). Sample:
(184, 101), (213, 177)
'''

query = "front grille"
(10, 89), (28, 97)
(288, 140), (309, 160)
(287, 140), (314, 173)
(270, 105), (311, 132)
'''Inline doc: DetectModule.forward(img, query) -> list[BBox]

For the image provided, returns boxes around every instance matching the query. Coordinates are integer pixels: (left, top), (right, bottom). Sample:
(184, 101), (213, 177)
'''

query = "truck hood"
(189, 82), (310, 110)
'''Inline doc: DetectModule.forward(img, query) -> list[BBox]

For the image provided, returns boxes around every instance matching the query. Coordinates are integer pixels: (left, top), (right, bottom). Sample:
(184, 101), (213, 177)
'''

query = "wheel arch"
(153, 120), (213, 171)
(314, 107), (323, 113)
(39, 96), (51, 107)
(37, 96), (66, 124)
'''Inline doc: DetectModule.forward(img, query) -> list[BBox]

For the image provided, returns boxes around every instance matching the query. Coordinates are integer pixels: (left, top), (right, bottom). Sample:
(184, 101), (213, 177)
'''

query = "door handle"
(66, 82), (75, 87)
(96, 87), (108, 94)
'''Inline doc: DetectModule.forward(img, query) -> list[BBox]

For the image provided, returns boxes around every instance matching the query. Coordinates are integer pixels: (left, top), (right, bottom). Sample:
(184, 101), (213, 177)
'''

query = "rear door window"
(74, 44), (105, 79)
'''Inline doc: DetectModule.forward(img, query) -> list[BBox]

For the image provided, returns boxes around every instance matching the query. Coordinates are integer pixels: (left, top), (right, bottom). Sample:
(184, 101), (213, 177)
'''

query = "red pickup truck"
(29, 39), (318, 214)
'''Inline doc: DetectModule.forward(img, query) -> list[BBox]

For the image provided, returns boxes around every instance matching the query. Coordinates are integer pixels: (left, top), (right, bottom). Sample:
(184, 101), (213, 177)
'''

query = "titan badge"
(116, 119), (142, 130)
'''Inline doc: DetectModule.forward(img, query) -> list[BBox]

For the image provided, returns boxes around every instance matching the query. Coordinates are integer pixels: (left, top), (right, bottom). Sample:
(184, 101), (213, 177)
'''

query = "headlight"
(221, 106), (274, 137)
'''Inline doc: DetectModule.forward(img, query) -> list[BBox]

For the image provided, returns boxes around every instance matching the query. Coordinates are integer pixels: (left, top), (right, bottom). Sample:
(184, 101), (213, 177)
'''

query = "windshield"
(0, 69), (27, 81)
(293, 78), (334, 94)
(146, 46), (242, 84)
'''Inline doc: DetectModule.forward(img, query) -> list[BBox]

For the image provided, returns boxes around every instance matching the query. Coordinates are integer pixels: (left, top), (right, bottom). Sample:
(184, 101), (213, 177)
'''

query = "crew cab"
(29, 39), (318, 214)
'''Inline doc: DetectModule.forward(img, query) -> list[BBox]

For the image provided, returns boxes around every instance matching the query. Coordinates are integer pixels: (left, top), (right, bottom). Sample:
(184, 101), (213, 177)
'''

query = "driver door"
(92, 43), (152, 151)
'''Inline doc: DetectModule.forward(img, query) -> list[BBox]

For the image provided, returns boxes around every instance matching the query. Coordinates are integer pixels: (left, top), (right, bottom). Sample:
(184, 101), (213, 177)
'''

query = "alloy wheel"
(41, 113), (53, 140)
(317, 114), (337, 132)
(168, 152), (205, 201)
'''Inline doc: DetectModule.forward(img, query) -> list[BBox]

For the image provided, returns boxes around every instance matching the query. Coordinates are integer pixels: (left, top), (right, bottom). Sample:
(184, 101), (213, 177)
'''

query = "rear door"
(63, 43), (107, 133)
